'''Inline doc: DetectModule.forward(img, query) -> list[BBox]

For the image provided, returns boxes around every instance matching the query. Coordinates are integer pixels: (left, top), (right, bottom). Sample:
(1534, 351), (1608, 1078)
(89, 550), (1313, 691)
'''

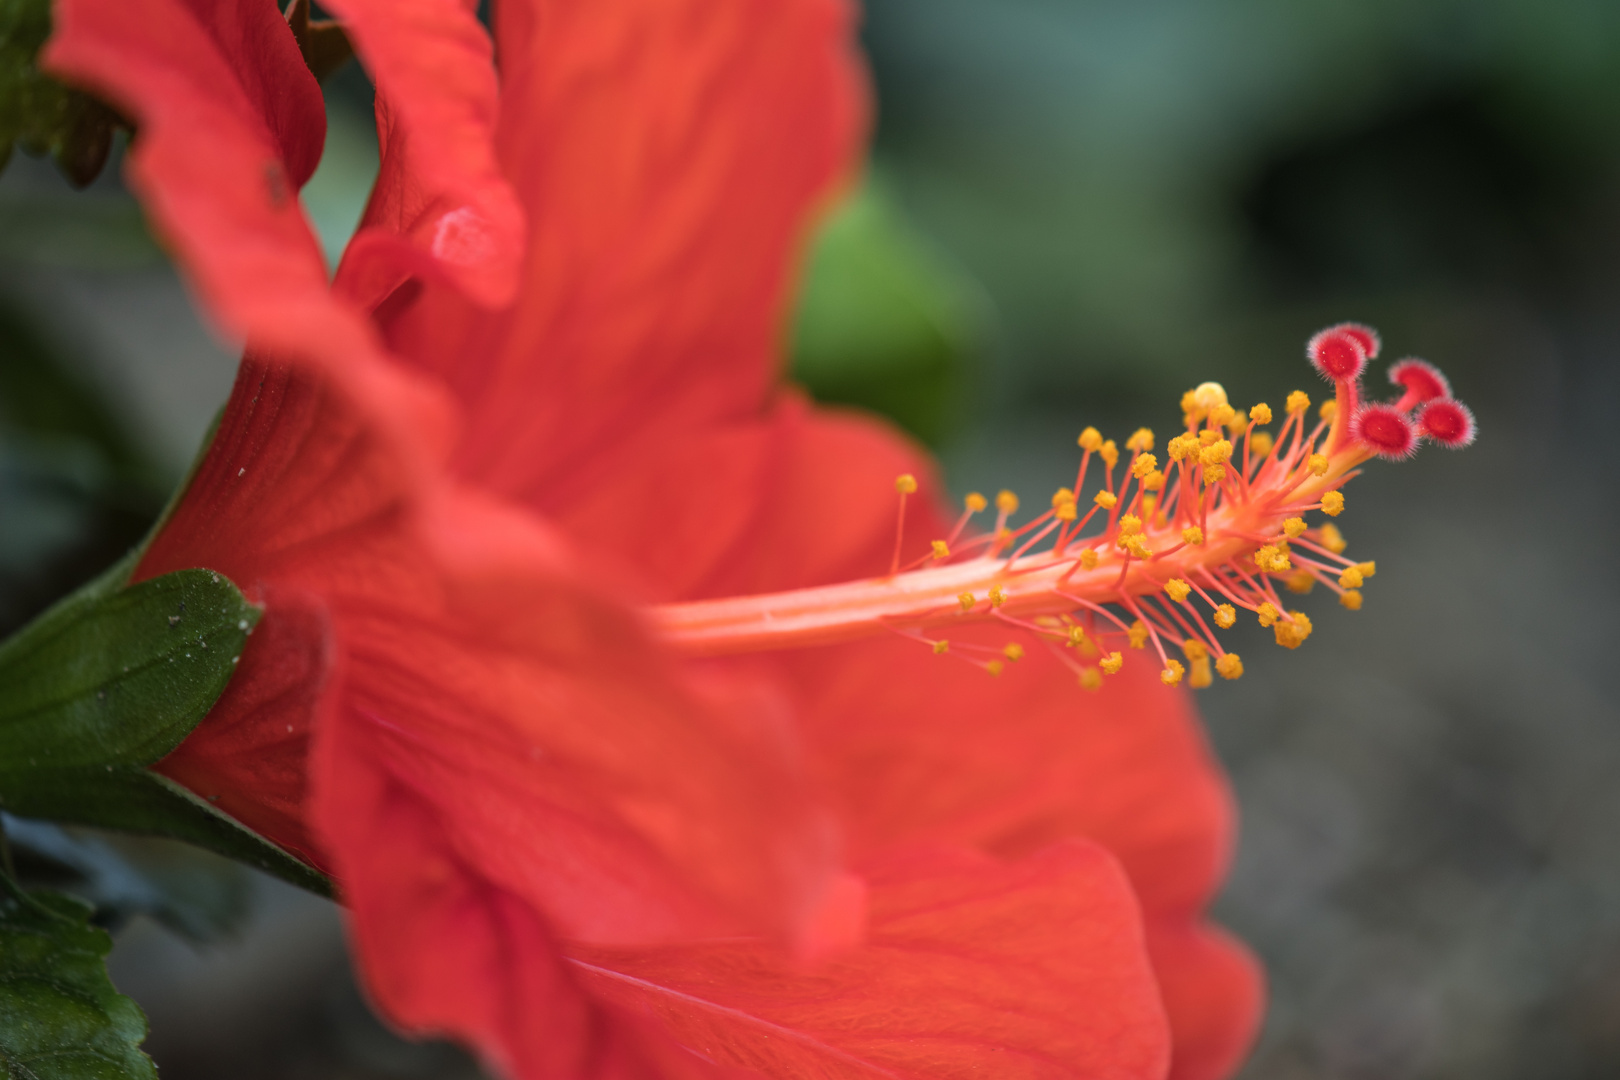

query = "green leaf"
(0, 566), (332, 898)
(790, 176), (986, 446)
(0, 879), (156, 1079)
(0, 0), (124, 187)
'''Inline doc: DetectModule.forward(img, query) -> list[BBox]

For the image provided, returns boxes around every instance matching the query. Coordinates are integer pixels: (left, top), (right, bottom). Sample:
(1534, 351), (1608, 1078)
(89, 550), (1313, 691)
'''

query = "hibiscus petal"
(568, 842), (1170, 1080)
(1146, 921), (1264, 1080)
(141, 362), (841, 944)
(325, 0), (527, 308)
(369, 0), (868, 505)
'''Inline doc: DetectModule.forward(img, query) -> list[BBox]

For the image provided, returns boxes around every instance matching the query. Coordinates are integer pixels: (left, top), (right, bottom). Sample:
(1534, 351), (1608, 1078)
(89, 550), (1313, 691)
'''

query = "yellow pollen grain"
(1126, 427), (1155, 452)
(1214, 604), (1237, 629)
(1143, 470), (1165, 491)
(958, 592), (976, 612)
(988, 585), (1007, 608)
(1200, 439), (1233, 466)
(1287, 390), (1310, 414)
(1274, 610), (1313, 649)
(1168, 434), (1197, 461)
(1118, 534), (1152, 559)
(1283, 517), (1307, 539)
(895, 473), (918, 494)
(1319, 522), (1347, 553)
(1250, 403), (1273, 425)
(931, 540), (951, 560)
(996, 489), (1019, 514)
(986, 660), (1005, 677)
(1079, 549), (1099, 570)
(1250, 431), (1274, 457)
(1079, 667), (1104, 691)
(1161, 660), (1186, 686)
(933, 639), (950, 654)
(965, 492), (988, 513)
(1285, 570), (1316, 594)
(1101, 651), (1124, 674)
(1308, 453), (1329, 477)
(1182, 638), (1208, 662)
(1078, 427), (1103, 452)
(1199, 429), (1221, 447)
(1189, 656), (1213, 688)
(1340, 589), (1363, 610)
(1119, 514), (1143, 536)
(1165, 579), (1192, 603)
(1338, 566), (1364, 588)
(1216, 653), (1244, 680)
(1357, 560), (1376, 577)
(1182, 525), (1205, 546)
(1094, 490), (1118, 509)
(1132, 453), (1158, 479)
(1203, 463), (1227, 484)
(1321, 490), (1345, 516)
(1004, 643), (1025, 661)
(1100, 440), (1120, 469)
(1257, 602), (1280, 628)
(1210, 403), (1237, 429)
(1128, 621), (1149, 650)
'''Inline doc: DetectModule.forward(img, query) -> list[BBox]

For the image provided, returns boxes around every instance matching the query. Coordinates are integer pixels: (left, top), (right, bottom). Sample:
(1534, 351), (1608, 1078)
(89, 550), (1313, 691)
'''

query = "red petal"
(141, 363), (840, 944)
(569, 843), (1170, 1080)
(370, 0), (868, 503)
(1147, 921), (1264, 1080)
(326, 0), (526, 308)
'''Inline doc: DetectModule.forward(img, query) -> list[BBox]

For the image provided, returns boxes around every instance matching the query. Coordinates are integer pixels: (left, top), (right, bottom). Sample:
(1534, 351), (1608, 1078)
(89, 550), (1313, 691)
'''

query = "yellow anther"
(1214, 604), (1237, 629)
(1003, 643), (1025, 661)
(1182, 525), (1204, 546)
(1077, 635), (1099, 658)
(930, 540), (951, 560)
(1126, 427), (1155, 453)
(1250, 403), (1272, 425)
(1283, 517), (1307, 539)
(1100, 651), (1124, 674)
(1165, 579), (1192, 603)
(1180, 389), (1203, 420)
(1078, 427), (1103, 452)
(1320, 399), (1338, 421)
(1199, 429), (1221, 447)
(1356, 560), (1375, 577)
(1253, 544), (1290, 573)
(1100, 440), (1119, 469)
(1132, 453), (1158, 479)
(1079, 549), (1099, 570)
(1094, 490), (1118, 509)
(1052, 487), (1075, 507)
(1168, 434), (1197, 461)
(1338, 565), (1364, 589)
(1128, 621), (1149, 650)
(965, 492), (988, 513)
(1161, 660), (1186, 686)
(1079, 667), (1104, 691)
(1257, 602), (1280, 628)
(958, 592), (976, 612)
(1067, 626), (1087, 648)
(1210, 403), (1236, 429)
(1200, 439), (1233, 466)
(1182, 638), (1208, 662)
(1054, 501), (1077, 522)
(988, 585), (1007, 608)
(1117, 534), (1152, 559)
(1189, 657), (1213, 688)
(995, 527), (1013, 548)
(895, 473), (918, 494)
(1216, 653), (1244, 680)
(1249, 431), (1274, 458)
(996, 489), (1019, 515)
(1307, 454), (1329, 477)
(1193, 382), (1228, 412)
(1202, 463), (1227, 484)
(1319, 522), (1347, 553)
(1321, 490), (1345, 516)
(1142, 470), (1165, 491)
(1286, 390), (1310, 414)
(1340, 589), (1363, 610)
(1118, 514), (1143, 536)
(986, 660), (1005, 677)
(1273, 610), (1313, 649)
(1285, 570), (1316, 594)
(933, 639), (950, 654)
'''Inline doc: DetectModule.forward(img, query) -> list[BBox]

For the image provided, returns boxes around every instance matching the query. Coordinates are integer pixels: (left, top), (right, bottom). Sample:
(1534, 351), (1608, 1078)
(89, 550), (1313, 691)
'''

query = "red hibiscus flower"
(44, 1), (1266, 1078)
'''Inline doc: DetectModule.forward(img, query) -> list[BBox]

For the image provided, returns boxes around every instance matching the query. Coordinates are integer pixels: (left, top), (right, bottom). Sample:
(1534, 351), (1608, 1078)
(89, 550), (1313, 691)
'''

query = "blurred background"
(2, 0), (1619, 1077)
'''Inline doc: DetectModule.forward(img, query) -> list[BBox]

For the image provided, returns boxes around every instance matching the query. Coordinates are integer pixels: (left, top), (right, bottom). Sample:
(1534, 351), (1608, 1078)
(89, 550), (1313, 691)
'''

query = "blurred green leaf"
(0, 0), (123, 187)
(0, 877), (156, 1079)
(790, 177), (985, 446)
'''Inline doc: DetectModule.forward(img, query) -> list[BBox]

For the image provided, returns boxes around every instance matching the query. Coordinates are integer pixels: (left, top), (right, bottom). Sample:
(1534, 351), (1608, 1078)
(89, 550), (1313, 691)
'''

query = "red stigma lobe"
(1387, 358), (1451, 412)
(1308, 325), (1372, 382)
(1350, 403), (1418, 460)
(1417, 399), (1477, 448)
